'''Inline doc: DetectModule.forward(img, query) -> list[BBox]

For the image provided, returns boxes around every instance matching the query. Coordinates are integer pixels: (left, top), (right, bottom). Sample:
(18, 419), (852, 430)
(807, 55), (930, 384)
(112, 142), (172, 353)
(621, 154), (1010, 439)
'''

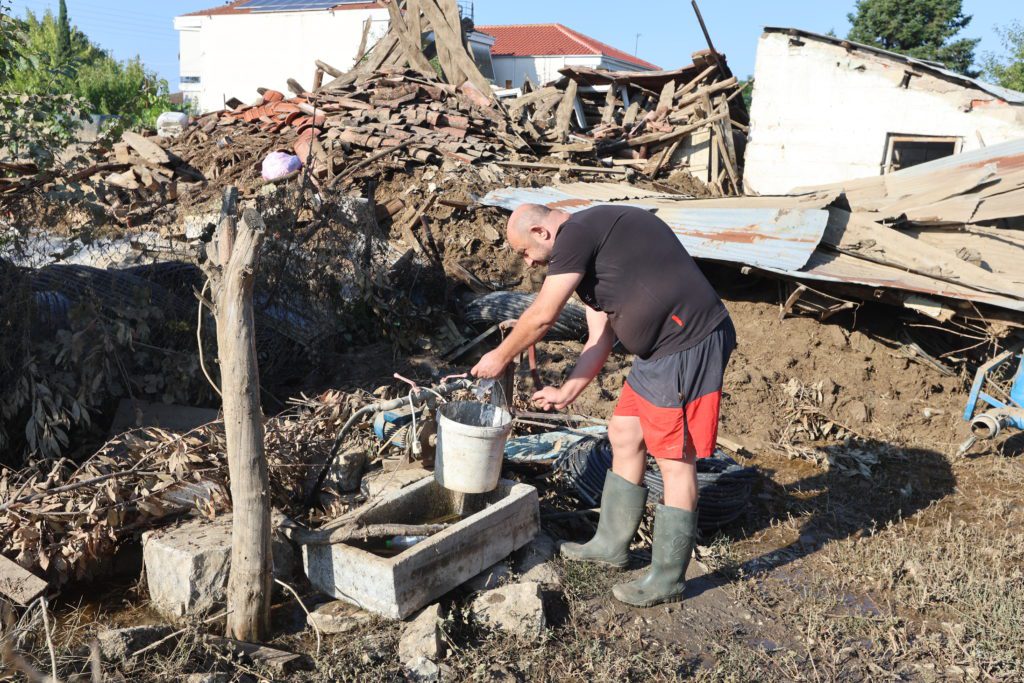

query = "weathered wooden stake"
(202, 186), (271, 641)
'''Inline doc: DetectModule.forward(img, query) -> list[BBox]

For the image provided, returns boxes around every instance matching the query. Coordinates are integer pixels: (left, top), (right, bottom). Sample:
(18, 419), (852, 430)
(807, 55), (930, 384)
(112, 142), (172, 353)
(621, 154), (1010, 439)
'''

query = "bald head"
(505, 203), (568, 267)
(508, 204), (553, 241)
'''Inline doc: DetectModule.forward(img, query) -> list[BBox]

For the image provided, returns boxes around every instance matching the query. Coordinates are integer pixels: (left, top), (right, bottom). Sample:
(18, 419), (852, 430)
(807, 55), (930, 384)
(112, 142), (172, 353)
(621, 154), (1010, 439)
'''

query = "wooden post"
(202, 187), (272, 641)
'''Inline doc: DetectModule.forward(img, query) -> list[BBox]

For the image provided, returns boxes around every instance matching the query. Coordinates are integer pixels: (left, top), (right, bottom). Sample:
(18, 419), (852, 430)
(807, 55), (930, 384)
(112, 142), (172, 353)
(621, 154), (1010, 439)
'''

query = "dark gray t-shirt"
(546, 205), (728, 360)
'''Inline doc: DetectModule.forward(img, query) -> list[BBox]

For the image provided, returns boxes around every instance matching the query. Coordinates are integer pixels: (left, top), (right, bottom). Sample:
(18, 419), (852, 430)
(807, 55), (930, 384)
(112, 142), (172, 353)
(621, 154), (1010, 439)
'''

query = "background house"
(174, 0), (494, 113)
(174, 2), (658, 113)
(744, 27), (1024, 195)
(476, 23), (659, 89)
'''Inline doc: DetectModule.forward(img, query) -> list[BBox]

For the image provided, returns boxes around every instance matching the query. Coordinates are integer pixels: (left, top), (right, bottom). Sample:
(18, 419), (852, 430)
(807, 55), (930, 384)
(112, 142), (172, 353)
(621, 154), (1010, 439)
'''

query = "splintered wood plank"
(622, 101), (641, 127)
(420, 0), (491, 94)
(407, 0), (423, 40)
(385, 0), (436, 77)
(553, 78), (578, 142)
(600, 84), (618, 124)
(656, 80), (676, 113)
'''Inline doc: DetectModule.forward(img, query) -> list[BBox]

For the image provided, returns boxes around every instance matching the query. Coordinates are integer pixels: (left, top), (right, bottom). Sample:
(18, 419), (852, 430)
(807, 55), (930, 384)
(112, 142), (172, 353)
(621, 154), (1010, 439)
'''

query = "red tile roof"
(475, 23), (659, 70)
(183, 1), (382, 17)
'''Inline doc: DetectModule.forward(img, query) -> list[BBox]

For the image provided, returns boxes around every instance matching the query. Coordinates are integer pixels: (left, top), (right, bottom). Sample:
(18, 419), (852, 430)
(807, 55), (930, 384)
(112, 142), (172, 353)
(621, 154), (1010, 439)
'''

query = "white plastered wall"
(744, 32), (1024, 195)
(180, 9), (389, 114)
(491, 55), (603, 88)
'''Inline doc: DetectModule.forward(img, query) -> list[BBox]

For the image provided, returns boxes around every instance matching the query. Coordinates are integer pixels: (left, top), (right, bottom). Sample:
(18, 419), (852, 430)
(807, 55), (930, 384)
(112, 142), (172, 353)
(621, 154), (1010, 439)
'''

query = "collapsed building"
(744, 28), (1024, 194)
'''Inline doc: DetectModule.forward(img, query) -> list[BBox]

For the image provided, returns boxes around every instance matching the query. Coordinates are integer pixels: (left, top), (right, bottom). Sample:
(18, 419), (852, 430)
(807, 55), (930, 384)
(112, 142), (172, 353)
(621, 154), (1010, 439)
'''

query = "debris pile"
(0, 389), (357, 587)
(508, 52), (748, 192)
(482, 138), (1024, 335)
(198, 70), (527, 189)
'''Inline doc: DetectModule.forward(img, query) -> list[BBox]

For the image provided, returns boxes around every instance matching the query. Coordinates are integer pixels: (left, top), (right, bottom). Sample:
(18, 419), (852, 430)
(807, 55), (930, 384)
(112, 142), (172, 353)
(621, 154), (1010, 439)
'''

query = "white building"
(743, 27), (1024, 195)
(174, 0), (494, 113)
(475, 23), (659, 89)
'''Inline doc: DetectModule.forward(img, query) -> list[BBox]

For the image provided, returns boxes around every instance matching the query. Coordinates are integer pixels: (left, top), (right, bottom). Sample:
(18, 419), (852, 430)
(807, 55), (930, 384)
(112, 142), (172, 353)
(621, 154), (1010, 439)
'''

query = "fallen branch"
(0, 466), (158, 514)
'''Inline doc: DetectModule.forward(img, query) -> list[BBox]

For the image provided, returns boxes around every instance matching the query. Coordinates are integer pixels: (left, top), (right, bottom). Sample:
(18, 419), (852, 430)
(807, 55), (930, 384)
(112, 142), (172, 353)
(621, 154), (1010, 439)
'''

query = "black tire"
(464, 291), (587, 341)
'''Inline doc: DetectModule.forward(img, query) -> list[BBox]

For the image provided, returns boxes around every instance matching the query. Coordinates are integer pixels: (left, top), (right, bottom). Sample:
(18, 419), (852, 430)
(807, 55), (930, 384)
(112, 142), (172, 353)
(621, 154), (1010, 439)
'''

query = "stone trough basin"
(302, 476), (539, 619)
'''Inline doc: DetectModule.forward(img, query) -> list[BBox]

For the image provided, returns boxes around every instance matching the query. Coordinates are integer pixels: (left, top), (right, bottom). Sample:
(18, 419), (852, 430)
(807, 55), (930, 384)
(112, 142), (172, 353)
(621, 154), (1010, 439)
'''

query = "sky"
(7, 0), (1022, 87)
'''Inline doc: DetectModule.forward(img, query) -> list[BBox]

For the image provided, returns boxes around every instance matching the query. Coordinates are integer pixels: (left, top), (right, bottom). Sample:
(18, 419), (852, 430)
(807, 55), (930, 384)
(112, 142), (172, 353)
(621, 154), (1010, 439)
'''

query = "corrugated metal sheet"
(891, 137), (1024, 178)
(764, 27), (1024, 104)
(481, 181), (1024, 315)
(763, 251), (1024, 314)
(480, 184), (829, 271)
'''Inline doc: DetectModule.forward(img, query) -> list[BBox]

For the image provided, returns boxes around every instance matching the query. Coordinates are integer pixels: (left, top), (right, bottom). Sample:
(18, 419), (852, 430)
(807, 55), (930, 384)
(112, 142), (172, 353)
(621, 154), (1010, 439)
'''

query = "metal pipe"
(970, 407), (1024, 441)
(970, 412), (1003, 440)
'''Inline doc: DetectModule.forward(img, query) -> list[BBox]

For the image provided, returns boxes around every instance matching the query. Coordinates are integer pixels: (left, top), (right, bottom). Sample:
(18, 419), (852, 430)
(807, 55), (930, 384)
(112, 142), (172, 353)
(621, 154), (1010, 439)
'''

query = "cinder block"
(143, 513), (294, 620)
(303, 477), (539, 619)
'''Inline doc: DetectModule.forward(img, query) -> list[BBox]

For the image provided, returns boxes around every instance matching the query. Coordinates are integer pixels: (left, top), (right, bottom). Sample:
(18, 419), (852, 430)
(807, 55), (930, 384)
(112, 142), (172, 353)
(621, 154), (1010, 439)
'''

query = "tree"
(981, 21), (1024, 92)
(56, 0), (70, 60)
(202, 188), (273, 642)
(0, 2), (88, 166)
(847, 0), (980, 76)
(1, 5), (173, 130)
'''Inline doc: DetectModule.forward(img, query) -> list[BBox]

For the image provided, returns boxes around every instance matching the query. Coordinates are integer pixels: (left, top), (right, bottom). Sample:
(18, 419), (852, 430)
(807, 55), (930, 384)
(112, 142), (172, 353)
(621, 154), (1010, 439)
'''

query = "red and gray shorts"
(613, 317), (735, 460)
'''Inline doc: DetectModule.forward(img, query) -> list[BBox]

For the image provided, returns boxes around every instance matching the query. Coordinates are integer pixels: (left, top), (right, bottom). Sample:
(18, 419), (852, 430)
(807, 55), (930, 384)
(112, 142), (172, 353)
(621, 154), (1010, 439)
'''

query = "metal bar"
(691, 0), (728, 79)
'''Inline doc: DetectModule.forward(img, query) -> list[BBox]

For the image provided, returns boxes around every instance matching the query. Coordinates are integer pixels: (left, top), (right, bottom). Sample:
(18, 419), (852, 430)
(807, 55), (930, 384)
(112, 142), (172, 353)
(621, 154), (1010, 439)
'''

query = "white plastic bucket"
(435, 401), (512, 493)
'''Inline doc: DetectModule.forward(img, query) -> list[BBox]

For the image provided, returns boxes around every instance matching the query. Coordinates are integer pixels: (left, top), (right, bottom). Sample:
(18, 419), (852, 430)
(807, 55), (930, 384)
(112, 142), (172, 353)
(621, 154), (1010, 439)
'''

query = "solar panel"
(240, 0), (363, 12)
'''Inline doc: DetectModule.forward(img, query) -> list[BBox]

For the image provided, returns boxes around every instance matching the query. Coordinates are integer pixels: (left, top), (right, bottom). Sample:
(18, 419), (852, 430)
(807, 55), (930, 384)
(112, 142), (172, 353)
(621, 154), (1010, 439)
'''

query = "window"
(884, 134), (961, 172)
(180, 75), (201, 84)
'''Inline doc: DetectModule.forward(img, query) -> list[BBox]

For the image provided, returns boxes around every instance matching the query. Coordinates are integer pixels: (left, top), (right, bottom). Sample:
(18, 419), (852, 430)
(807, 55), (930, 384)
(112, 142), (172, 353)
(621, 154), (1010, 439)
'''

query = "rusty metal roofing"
(479, 183), (830, 272)
(480, 181), (1024, 315)
(764, 250), (1024, 314)
(890, 137), (1024, 178)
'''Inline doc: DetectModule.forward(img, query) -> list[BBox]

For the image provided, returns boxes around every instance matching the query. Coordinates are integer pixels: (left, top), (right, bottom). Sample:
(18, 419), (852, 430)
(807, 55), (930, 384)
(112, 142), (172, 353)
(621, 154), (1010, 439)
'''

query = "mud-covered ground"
(26, 273), (1022, 682)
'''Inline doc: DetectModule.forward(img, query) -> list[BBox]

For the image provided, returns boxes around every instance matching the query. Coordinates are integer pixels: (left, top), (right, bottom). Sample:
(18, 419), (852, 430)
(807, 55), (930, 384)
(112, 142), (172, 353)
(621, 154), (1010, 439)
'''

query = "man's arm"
(533, 305), (614, 410)
(471, 272), (582, 379)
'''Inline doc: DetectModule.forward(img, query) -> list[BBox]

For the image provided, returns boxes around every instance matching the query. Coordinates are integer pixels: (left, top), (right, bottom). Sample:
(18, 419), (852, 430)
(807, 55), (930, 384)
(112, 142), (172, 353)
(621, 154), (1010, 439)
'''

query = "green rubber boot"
(612, 504), (697, 607)
(560, 471), (648, 568)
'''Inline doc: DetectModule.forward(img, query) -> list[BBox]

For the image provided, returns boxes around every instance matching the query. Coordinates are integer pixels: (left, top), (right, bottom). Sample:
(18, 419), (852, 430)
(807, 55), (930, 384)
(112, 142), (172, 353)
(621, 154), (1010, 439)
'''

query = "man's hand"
(471, 350), (508, 379)
(532, 385), (572, 411)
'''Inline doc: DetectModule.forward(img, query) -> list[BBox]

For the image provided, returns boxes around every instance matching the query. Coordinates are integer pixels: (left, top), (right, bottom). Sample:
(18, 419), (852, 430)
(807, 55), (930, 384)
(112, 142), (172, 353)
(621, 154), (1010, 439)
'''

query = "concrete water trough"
(302, 476), (539, 619)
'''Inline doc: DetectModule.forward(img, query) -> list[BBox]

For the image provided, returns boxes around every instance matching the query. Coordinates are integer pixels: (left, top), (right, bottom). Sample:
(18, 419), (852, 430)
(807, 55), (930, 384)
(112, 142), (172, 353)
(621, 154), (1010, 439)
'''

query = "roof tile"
(475, 23), (659, 70)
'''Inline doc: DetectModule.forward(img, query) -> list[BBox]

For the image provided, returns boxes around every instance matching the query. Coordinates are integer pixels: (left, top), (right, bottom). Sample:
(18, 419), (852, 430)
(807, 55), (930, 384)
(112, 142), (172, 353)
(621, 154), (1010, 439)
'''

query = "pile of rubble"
(0, 389), (359, 589)
(508, 51), (748, 193)
(200, 68), (527, 188)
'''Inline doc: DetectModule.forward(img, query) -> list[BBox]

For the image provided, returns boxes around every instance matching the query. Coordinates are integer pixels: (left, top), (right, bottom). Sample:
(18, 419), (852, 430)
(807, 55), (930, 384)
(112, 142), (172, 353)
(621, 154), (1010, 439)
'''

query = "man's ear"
(530, 225), (550, 241)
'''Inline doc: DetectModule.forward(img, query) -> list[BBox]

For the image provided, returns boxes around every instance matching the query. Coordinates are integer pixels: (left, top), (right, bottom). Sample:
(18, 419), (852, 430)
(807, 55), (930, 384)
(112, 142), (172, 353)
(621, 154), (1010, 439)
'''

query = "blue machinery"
(960, 347), (1024, 454)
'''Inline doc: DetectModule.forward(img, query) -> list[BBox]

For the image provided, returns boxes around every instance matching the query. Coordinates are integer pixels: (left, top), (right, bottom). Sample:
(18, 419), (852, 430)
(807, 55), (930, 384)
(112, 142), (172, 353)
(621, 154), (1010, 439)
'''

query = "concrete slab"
(303, 477), (539, 619)
(307, 600), (373, 634)
(360, 467), (432, 500)
(399, 603), (443, 665)
(470, 581), (546, 639)
(143, 513), (295, 620)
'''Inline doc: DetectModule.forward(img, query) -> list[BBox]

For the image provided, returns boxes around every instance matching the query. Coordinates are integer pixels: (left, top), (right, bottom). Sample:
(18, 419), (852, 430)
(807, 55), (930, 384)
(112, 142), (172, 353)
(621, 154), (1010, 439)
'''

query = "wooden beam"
(386, 0), (437, 78)
(496, 161), (626, 175)
(315, 59), (344, 78)
(600, 84), (618, 124)
(419, 0), (491, 95)
(656, 79), (676, 113)
(627, 110), (727, 147)
(553, 78), (578, 142)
